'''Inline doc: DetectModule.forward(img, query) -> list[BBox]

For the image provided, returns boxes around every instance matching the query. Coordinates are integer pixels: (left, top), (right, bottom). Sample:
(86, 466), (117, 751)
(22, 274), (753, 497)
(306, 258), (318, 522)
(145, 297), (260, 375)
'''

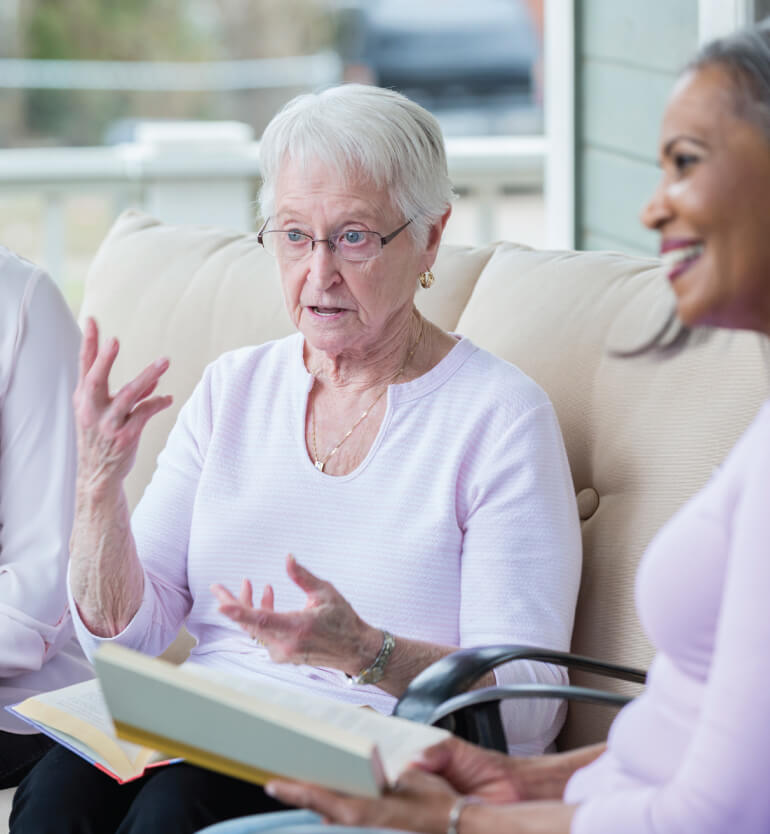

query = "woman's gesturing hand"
(211, 554), (379, 675)
(73, 317), (173, 495)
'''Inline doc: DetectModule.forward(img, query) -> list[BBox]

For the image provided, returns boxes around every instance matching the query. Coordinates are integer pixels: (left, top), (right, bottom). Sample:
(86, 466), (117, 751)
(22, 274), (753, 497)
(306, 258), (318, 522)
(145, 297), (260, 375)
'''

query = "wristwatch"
(347, 630), (395, 686)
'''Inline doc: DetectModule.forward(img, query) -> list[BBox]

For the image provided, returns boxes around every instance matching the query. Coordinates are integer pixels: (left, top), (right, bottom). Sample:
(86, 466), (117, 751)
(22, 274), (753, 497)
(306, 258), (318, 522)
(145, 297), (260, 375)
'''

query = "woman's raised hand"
(211, 555), (379, 675)
(70, 318), (172, 635)
(73, 317), (173, 494)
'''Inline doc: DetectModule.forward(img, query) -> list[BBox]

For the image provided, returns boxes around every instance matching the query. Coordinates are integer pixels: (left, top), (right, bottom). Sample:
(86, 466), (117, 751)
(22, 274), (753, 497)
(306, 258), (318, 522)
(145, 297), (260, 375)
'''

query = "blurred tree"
(20, 0), (212, 143)
(23, 0), (212, 60)
(16, 0), (337, 144)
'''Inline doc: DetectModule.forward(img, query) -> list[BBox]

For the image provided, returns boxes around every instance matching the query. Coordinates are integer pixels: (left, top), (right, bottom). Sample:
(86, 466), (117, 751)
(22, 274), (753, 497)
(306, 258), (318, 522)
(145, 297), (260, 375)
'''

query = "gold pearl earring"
(419, 270), (435, 289)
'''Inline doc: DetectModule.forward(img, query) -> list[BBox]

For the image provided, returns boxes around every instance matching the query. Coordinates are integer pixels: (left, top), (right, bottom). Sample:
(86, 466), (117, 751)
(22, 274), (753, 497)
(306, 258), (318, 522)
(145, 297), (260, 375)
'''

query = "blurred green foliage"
(22, 0), (212, 143)
(17, 0), (335, 145)
(23, 0), (211, 60)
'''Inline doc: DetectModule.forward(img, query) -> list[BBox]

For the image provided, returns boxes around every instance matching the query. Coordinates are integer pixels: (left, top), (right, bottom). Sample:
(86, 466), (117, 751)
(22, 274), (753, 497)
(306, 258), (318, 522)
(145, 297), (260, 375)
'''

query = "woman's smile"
(659, 239), (705, 283)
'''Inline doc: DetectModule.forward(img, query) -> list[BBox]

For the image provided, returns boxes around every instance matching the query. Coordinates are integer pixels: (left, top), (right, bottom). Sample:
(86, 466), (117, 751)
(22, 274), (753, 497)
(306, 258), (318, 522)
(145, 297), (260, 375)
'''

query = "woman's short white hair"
(258, 84), (454, 247)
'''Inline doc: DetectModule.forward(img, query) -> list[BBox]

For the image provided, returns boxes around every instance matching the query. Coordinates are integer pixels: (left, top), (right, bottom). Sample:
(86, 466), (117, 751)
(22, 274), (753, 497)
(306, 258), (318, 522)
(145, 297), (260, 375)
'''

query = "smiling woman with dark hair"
(8, 84), (581, 834)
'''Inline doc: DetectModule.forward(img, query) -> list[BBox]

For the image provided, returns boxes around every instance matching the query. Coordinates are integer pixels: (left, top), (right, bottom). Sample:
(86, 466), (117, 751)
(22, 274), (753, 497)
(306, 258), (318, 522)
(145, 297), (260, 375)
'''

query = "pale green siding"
(575, 0), (699, 254)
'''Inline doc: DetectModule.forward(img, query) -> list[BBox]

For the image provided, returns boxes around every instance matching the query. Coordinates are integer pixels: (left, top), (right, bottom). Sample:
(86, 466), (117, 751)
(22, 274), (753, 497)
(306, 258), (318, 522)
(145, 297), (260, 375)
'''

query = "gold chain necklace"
(311, 320), (423, 473)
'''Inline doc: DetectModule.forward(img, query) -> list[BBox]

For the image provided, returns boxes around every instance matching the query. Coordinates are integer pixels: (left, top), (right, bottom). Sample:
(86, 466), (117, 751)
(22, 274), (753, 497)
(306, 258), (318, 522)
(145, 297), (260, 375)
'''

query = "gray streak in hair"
(686, 17), (770, 142)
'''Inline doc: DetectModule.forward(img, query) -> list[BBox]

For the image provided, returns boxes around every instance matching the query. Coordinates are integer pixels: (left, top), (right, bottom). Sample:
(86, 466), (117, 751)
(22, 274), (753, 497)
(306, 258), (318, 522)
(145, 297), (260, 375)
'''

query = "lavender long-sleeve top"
(566, 401), (770, 833)
(70, 333), (581, 754)
(0, 248), (92, 733)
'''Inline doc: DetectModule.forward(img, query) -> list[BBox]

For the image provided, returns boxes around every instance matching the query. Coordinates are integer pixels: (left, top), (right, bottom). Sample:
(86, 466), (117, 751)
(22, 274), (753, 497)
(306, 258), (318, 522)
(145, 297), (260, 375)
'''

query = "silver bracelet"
(347, 630), (395, 686)
(447, 796), (482, 834)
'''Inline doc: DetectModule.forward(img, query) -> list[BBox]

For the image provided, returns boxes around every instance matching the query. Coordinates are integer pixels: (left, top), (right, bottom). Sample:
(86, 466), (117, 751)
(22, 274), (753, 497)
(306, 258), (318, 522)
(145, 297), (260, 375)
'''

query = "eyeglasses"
(257, 219), (412, 262)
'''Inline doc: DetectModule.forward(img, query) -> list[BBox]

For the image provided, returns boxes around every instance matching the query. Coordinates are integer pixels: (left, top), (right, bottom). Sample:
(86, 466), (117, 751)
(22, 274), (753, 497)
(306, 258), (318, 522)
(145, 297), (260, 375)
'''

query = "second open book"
(11, 644), (450, 795)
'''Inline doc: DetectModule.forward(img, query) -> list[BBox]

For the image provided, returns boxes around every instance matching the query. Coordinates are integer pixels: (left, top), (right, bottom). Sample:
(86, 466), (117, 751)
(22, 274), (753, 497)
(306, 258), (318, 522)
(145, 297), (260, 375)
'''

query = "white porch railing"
(0, 125), (545, 291)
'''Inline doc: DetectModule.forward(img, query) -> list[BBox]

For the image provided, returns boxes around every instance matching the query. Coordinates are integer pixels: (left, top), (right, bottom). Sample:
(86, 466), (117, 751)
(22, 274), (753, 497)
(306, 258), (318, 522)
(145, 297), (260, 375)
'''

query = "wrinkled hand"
(414, 735), (524, 803)
(211, 555), (376, 674)
(73, 318), (173, 494)
(266, 765), (458, 834)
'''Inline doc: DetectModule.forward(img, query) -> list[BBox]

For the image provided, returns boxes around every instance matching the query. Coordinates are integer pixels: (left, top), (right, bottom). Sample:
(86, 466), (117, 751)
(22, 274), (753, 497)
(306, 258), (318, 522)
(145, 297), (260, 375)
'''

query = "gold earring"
(419, 270), (435, 289)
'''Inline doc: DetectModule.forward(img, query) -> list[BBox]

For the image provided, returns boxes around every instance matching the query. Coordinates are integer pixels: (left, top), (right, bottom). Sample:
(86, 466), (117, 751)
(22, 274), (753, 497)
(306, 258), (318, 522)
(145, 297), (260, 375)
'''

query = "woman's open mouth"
(311, 306), (346, 317)
(660, 242), (704, 282)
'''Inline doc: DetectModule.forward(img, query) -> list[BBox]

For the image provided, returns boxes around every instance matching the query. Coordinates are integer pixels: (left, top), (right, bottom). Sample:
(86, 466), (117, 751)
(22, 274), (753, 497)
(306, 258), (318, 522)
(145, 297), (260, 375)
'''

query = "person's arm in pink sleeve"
(575, 422), (770, 834)
(0, 270), (81, 675)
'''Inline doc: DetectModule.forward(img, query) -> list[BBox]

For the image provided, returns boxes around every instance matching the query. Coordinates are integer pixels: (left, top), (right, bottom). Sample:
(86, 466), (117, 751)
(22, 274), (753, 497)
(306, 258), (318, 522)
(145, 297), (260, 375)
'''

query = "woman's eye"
(286, 230), (306, 243)
(342, 230), (365, 245)
(673, 153), (698, 173)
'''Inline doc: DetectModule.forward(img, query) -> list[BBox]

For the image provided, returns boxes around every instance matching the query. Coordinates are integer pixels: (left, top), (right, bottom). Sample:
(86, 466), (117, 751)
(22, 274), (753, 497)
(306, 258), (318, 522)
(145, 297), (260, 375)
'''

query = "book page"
(13, 679), (152, 780)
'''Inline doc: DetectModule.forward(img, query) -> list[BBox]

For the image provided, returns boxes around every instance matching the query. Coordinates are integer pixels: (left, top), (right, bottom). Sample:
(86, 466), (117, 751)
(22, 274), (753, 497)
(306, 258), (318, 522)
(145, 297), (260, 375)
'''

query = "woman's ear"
(424, 206), (452, 265)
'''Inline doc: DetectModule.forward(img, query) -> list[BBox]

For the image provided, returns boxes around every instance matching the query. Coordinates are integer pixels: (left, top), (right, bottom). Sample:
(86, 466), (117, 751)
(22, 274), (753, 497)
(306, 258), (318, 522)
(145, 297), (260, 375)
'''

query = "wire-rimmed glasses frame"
(257, 218), (412, 262)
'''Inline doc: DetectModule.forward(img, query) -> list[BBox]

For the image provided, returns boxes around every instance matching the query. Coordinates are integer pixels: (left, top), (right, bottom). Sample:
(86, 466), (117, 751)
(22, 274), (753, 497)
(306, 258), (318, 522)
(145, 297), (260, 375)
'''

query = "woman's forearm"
(462, 800), (577, 834)
(69, 482), (144, 637)
(355, 630), (495, 697)
(514, 743), (607, 801)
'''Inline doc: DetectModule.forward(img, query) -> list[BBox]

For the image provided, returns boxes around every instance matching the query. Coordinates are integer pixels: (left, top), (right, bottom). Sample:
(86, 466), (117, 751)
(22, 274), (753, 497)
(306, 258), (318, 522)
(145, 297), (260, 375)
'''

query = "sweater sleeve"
(69, 361), (214, 659)
(0, 269), (82, 677)
(460, 401), (582, 753)
(572, 422), (770, 833)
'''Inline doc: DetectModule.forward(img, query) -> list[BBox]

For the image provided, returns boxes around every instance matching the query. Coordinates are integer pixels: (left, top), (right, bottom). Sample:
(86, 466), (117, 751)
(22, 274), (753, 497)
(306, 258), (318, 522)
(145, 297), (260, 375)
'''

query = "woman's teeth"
(661, 243), (704, 269)
(313, 307), (342, 315)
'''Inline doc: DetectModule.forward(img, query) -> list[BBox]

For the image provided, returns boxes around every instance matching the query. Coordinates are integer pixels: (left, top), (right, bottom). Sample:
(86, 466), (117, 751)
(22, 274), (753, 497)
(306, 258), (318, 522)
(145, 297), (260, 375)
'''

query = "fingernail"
(154, 357), (168, 369)
(264, 783), (276, 797)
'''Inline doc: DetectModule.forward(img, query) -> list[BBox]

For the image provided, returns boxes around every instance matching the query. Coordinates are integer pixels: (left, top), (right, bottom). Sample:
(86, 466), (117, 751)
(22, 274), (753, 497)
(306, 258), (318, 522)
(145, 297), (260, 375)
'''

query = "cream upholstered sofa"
(1, 208), (768, 829)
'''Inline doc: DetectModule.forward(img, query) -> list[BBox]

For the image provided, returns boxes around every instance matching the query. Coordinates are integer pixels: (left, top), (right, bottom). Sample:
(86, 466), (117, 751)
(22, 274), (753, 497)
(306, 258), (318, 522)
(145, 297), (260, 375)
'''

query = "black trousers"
(0, 731), (54, 789)
(9, 743), (289, 834)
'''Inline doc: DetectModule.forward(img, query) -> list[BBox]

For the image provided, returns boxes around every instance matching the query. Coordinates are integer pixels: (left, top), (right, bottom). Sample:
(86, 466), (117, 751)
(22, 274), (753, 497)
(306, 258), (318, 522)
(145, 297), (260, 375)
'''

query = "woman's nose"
(640, 177), (672, 231)
(306, 240), (341, 287)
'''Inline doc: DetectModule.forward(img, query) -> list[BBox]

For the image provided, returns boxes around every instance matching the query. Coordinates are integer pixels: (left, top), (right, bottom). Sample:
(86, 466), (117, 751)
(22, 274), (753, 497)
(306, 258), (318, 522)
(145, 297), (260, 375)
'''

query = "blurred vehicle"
(334, 0), (541, 135)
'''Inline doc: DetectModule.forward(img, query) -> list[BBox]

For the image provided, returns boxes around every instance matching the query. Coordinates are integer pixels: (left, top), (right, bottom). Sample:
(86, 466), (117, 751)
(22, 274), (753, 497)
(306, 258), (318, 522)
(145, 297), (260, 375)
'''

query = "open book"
(12, 644), (450, 796)
(8, 678), (178, 783)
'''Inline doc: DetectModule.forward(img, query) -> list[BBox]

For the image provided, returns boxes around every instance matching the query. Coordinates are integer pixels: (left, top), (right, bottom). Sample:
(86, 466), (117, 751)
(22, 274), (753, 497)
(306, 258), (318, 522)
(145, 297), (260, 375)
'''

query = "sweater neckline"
(290, 332), (478, 480)
(293, 332), (477, 401)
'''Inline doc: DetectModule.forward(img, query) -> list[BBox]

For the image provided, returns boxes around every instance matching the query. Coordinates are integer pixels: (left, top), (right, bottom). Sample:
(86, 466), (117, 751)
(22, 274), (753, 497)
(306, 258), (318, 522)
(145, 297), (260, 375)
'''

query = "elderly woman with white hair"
(9, 84), (580, 834)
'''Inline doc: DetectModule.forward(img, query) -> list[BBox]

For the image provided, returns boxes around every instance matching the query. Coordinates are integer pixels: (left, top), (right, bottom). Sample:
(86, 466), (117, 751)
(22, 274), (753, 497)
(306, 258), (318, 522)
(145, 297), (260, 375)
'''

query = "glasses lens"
(261, 229), (383, 261)
(334, 230), (381, 262)
(262, 230), (310, 259)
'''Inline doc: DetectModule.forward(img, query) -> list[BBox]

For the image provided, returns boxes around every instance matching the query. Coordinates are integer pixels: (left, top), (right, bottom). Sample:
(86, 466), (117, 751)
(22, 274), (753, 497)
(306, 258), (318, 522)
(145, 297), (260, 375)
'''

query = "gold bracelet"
(447, 796), (482, 834)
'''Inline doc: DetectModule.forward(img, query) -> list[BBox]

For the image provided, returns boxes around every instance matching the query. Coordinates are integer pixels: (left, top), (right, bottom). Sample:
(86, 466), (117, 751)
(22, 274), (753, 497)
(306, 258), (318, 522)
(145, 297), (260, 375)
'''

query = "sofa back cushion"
(456, 243), (769, 747)
(81, 210), (769, 750)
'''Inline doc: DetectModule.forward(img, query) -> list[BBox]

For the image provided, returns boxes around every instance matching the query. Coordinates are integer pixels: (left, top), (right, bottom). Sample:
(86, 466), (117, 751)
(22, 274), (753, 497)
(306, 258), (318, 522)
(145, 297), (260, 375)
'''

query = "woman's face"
(641, 65), (770, 334)
(270, 159), (446, 359)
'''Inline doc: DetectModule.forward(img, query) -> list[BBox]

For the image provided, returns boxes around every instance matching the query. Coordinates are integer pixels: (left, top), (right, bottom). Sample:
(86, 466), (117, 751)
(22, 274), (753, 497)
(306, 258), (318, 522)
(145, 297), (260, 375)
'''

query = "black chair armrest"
(394, 644), (646, 724)
(431, 683), (635, 724)
(413, 682), (637, 752)
(393, 645), (646, 751)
